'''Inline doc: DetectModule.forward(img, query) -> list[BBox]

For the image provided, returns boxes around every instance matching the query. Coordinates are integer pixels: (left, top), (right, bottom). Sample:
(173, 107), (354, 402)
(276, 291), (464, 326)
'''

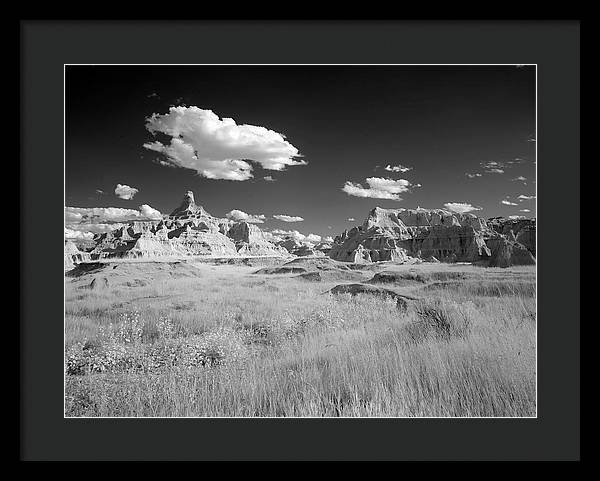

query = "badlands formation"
(65, 191), (288, 269)
(329, 207), (535, 267)
(65, 191), (536, 270)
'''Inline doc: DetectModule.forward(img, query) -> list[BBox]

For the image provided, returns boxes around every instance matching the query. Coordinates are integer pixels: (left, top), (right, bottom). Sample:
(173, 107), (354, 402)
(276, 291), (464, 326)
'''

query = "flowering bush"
(180, 328), (247, 367)
(65, 311), (248, 375)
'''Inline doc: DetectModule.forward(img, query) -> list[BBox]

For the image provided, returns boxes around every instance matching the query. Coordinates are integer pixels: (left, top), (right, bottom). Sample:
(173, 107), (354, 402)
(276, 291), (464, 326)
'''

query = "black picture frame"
(20, 20), (580, 461)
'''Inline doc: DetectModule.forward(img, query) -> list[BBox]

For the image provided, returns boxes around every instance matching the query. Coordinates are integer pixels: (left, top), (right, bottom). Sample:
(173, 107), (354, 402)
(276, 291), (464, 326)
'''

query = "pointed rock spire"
(169, 190), (210, 217)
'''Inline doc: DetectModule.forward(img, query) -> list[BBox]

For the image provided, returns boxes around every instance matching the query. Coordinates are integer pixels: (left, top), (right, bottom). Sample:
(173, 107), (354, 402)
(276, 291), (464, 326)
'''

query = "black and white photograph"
(63, 64), (538, 418)
(18, 19), (581, 461)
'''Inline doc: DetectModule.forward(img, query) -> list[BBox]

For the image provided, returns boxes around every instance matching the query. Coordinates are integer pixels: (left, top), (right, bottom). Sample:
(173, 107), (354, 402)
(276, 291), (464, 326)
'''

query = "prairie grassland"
(64, 261), (536, 417)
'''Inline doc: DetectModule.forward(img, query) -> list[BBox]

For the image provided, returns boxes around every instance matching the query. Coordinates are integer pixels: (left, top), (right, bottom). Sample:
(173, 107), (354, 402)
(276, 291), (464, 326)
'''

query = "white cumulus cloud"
(65, 210), (83, 223)
(64, 228), (95, 241)
(144, 106), (306, 181)
(273, 214), (304, 222)
(271, 229), (321, 246)
(305, 234), (322, 244)
(65, 205), (163, 224)
(263, 176), (276, 182)
(139, 204), (163, 220)
(347, 217), (356, 222)
(443, 202), (482, 214)
(114, 184), (139, 200)
(226, 209), (266, 224)
(66, 223), (127, 235)
(342, 177), (413, 201)
(501, 200), (518, 206)
(466, 173), (482, 178)
(520, 209), (531, 213)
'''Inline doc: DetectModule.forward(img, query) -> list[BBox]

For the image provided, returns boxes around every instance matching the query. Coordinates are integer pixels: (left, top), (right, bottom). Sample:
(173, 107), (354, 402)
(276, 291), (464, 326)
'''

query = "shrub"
(65, 311), (248, 375)
(406, 299), (474, 342)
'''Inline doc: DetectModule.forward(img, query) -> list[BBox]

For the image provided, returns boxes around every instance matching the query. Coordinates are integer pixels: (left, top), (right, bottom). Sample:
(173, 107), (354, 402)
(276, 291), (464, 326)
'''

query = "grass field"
(64, 258), (536, 417)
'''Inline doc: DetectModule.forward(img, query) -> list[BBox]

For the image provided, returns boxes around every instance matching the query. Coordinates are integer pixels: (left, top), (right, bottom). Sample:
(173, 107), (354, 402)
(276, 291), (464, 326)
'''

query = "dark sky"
(65, 65), (536, 238)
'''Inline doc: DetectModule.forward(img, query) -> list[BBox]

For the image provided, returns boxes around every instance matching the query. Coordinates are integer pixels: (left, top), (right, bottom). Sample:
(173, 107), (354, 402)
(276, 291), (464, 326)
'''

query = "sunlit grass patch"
(64, 263), (536, 417)
(421, 279), (536, 298)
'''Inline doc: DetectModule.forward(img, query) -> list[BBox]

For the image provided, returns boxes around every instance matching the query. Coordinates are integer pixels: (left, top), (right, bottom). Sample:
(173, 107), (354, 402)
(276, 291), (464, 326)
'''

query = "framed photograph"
(21, 20), (580, 461)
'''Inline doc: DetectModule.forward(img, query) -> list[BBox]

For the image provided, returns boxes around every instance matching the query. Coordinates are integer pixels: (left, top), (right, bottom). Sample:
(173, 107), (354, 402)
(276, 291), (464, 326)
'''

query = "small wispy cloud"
(273, 214), (304, 223)
(519, 209), (531, 213)
(443, 202), (482, 214)
(466, 173), (482, 179)
(384, 164), (412, 173)
(263, 176), (276, 182)
(512, 176), (528, 182)
(506, 158), (527, 165)
(517, 194), (536, 201)
(347, 217), (355, 222)
(501, 200), (518, 206)
(480, 161), (506, 174)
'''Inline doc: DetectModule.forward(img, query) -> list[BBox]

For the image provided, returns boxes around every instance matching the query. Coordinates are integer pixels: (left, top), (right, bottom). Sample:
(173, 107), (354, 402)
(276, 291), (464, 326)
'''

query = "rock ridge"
(328, 207), (535, 267)
(65, 191), (289, 270)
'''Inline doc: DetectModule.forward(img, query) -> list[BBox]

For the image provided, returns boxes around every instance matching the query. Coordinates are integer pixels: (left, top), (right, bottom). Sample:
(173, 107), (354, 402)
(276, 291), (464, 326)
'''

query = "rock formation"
(64, 240), (91, 271)
(227, 222), (289, 257)
(169, 190), (210, 218)
(65, 194), (536, 270)
(65, 191), (290, 268)
(328, 207), (535, 267)
(487, 217), (536, 256)
(314, 241), (333, 255)
(328, 283), (418, 310)
(273, 237), (330, 257)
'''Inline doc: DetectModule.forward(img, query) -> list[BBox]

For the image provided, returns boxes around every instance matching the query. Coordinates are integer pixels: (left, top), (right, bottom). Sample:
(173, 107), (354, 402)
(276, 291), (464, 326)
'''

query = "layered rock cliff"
(487, 217), (536, 256)
(65, 191), (288, 269)
(64, 240), (91, 270)
(65, 196), (536, 270)
(328, 207), (535, 267)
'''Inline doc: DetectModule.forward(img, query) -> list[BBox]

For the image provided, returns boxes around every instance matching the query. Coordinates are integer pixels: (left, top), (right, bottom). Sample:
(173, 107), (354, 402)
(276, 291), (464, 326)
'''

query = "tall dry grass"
(65, 265), (536, 417)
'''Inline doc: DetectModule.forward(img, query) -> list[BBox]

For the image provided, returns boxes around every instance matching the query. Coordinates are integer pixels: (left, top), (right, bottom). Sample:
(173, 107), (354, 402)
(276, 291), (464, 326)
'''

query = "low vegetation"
(64, 261), (536, 417)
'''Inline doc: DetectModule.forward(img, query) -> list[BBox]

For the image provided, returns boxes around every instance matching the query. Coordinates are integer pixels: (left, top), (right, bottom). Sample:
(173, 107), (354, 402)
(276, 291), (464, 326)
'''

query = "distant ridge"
(328, 206), (536, 267)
